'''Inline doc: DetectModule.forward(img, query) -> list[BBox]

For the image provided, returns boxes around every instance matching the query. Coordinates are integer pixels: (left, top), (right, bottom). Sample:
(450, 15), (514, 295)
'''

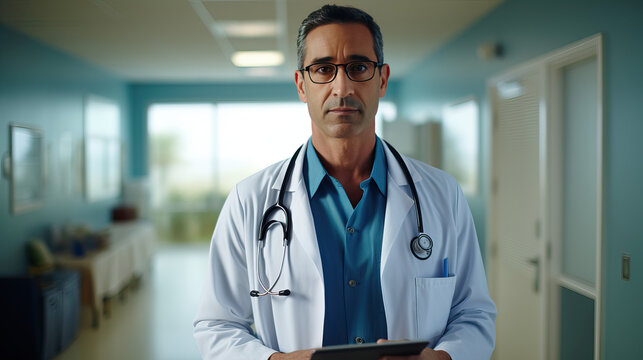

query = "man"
(194, 5), (496, 360)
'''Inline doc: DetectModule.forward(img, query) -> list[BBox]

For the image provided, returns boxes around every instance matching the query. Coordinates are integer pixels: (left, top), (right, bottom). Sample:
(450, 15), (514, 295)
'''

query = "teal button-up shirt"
(303, 137), (388, 345)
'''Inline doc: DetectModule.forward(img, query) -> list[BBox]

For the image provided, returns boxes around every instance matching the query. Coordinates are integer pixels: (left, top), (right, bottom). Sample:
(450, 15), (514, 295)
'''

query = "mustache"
(323, 97), (362, 112)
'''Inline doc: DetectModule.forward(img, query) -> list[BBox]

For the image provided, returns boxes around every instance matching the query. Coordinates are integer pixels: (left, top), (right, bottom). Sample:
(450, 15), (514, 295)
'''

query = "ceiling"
(0, 0), (504, 83)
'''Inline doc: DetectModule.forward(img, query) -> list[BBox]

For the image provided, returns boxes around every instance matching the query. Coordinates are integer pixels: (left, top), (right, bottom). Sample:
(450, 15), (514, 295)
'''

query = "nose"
(331, 65), (355, 97)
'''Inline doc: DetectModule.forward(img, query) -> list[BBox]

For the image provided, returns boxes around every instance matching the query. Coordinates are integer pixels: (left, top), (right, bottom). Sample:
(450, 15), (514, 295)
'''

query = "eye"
(347, 62), (369, 73)
(311, 64), (335, 74)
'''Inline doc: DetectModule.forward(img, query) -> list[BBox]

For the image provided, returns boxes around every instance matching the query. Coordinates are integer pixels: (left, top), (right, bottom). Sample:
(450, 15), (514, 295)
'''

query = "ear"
(378, 64), (390, 98)
(295, 70), (308, 103)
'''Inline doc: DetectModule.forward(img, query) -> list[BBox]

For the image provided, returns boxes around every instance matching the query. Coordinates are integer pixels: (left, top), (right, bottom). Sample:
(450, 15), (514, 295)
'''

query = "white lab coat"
(194, 142), (496, 360)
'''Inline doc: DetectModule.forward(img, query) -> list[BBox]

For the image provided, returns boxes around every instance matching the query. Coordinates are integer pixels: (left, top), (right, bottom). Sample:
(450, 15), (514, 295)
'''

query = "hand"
(376, 339), (451, 360)
(268, 349), (314, 360)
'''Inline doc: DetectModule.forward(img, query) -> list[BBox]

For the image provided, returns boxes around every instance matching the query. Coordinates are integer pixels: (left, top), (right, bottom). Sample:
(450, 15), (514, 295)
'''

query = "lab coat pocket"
(415, 276), (457, 344)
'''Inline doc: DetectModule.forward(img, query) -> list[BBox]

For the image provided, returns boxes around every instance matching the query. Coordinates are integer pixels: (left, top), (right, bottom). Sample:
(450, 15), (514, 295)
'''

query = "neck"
(311, 133), (377, 206)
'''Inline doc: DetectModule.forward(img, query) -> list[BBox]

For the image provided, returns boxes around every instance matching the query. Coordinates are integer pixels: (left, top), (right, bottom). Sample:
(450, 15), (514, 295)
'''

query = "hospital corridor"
(1, 1), (642, 360)
(55, 244), (208, 360)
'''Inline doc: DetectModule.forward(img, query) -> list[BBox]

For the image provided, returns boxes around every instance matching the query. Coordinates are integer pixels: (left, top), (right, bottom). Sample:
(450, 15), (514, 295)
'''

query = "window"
(147, 102), (309, 242)
(85, 95), (121, 201)
(442, 98), (479, 195)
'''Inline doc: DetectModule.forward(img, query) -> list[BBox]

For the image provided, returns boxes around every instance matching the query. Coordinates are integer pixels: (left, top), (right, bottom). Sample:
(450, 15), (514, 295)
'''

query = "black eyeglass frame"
(299, 60), (384, 84)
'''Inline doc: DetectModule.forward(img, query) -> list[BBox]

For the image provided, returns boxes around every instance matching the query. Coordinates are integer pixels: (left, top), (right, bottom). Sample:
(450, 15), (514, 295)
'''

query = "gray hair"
(296, 4), (384, 70)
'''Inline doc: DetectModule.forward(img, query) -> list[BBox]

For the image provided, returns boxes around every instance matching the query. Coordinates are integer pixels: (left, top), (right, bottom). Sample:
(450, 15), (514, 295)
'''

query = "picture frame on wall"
(10, 124), (44, 214)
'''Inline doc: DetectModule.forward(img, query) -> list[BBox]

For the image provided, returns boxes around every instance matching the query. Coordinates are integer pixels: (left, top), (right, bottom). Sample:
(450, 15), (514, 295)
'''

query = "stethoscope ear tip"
(279, 289), (291, 296)
(250, 290), (260, 297)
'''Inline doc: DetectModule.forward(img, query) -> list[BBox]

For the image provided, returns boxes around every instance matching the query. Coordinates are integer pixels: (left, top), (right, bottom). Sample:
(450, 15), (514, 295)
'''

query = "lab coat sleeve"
(432, 186), (497, 360)
(193, 185), (277, 360)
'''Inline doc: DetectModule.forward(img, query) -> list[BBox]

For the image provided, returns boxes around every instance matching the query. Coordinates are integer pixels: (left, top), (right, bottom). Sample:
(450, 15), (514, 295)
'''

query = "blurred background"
(0, 0), (641, 359)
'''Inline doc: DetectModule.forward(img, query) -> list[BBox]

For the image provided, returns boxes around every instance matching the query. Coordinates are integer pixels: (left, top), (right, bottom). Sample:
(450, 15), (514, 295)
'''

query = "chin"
(325, 125), (370, 140)
(312, 116), (373, 140)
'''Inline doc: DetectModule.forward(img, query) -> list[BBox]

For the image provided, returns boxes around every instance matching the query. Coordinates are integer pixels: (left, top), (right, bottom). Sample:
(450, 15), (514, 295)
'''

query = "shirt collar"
(305, 136), (388, 198)
(369, 137), (388, 196)
(305, 139), (327, 198)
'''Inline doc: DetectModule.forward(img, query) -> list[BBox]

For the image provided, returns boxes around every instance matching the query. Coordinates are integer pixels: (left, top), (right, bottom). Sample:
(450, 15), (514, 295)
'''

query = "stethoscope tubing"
(383, 140), (424, 234)
(251, 141), (432, 297)
(253, 238), (289, 296)
(251, 146), (302, 297)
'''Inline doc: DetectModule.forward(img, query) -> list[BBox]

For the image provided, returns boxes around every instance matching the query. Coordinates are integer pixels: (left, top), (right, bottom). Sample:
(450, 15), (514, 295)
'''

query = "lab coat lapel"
(273, 142), (323, 281)
(270, 142), (324, 349)
(381, 144), (419, 272)
(289, 179), (323, 283)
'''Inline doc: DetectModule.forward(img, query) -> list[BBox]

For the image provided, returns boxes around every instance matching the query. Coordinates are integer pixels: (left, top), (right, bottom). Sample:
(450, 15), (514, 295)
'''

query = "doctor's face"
(295, 23), (390, 141)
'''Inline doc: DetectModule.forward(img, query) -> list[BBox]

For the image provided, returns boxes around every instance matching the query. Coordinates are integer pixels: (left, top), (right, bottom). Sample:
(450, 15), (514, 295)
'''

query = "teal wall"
(0, 25), (130, 275)
(127, 81), (399, 177)
(396, 0), (642, 358)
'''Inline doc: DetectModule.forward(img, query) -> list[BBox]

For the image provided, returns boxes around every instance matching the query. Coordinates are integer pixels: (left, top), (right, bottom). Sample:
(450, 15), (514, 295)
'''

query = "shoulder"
(404, 156), (461, 195)
(400, 156), (473, 232)
(399, 155), (467, 222)
(233, 158), (288, 201)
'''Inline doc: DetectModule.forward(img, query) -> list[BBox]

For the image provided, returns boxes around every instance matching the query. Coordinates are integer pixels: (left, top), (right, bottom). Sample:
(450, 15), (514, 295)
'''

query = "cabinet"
(0, 270), (80, 359)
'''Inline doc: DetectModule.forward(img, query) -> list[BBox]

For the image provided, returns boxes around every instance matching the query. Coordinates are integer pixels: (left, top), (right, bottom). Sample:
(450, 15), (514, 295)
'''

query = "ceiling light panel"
(231, 50), (284, 67)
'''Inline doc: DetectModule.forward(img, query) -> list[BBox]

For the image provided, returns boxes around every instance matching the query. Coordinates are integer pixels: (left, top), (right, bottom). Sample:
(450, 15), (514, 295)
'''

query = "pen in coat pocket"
(443, 257), (449, 277)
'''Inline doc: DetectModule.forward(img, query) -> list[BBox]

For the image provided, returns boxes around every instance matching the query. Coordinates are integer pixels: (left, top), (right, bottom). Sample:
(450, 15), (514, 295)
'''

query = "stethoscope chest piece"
(410, 233), (433, 260)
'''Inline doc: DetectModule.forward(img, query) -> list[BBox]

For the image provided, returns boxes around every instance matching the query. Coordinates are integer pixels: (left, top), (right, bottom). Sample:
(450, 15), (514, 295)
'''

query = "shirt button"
(347, 227), (355, 234)
(355, 337), (364, 344)
(348, 279), (357, 287)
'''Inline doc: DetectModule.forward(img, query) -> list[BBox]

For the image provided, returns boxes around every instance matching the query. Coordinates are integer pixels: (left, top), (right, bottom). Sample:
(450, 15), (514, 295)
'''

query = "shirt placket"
(343, 180), (373, 344)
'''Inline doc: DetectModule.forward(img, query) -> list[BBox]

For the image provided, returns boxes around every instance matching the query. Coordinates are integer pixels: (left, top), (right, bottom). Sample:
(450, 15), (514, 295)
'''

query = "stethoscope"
(250, 141), (433, 298)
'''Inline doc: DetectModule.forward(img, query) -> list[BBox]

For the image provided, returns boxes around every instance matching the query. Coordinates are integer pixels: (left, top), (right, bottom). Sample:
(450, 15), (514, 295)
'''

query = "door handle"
(528, 257), (540, 293)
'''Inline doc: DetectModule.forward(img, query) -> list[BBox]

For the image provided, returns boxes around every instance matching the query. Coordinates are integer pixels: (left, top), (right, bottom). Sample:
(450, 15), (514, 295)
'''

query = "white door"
(489, 66), (547, 360)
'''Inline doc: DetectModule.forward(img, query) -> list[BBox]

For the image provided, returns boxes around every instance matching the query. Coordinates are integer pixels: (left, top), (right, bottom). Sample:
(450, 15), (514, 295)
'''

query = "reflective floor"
(56, 243), (209, 360)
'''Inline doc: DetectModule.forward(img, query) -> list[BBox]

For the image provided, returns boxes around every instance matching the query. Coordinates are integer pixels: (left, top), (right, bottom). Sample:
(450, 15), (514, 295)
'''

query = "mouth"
(328, 107), (359, 115)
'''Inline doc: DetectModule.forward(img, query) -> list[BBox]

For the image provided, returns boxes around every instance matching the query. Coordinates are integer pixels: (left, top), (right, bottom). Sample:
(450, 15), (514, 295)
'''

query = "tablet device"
(310, 340), (429, 360)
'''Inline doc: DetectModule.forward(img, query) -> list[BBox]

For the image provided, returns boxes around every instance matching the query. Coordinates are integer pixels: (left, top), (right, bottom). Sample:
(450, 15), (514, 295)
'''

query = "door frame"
(544, 34), (603, 360)
(486, 34), (604, 360)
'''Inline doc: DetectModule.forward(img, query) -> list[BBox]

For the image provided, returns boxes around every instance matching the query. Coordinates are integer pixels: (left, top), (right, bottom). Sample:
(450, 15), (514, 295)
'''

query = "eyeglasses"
(299, 60), (383, 84)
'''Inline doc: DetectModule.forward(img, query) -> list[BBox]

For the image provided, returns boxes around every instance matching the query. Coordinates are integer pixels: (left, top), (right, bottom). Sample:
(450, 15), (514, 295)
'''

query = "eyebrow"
(308, 54), (375, 65)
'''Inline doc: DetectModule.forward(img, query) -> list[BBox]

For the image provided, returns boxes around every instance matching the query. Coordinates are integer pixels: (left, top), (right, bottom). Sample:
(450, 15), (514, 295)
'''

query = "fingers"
(379, 356), (419, 360)
(377, 338), (410, 344)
